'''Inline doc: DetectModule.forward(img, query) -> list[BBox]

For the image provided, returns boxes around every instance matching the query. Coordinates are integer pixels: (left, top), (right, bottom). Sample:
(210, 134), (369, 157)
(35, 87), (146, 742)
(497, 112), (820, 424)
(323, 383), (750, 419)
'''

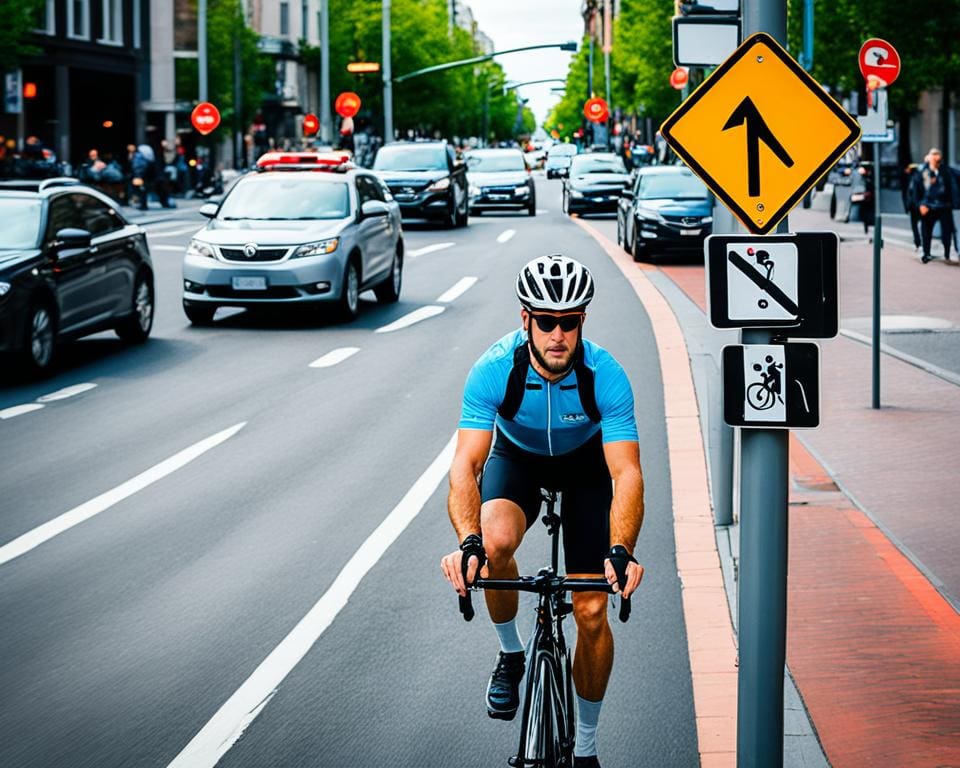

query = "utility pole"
(383, 0), (393, 143)
(736, 5), (790, 768)
(603, 0), (612, 149)
(320, 0), (332, 144)
(198, 0), (208, 102)
(233, 33), (242, 167)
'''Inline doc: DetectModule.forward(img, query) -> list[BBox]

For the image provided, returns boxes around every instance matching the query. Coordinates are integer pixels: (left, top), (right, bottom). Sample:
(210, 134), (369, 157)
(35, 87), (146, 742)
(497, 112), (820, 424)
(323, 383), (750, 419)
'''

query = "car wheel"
(374, 246), (403, 304)
(337, 258), (360, 321)
(829, 192), (837, 220)
(528, 196), (536, 216)
(115, 272), (154, 342)
(456, 193), (469, 227)
(616, 217), (623, 246)
(632, 227), (649, 263)
(183, 301), (216, 325)
(22, 300), (57, 375)
(562, 191), (568, 215)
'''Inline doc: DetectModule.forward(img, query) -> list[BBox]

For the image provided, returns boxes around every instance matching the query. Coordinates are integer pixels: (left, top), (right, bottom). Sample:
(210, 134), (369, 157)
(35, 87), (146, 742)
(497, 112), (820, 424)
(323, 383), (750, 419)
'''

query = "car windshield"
(373, 146), (447, 171)
(639, 173), (709, 200)
(0, 199), (42, 248)
(549, 144), (577, 157)
(218, 178), (350, 220)
(466, 153), (526, 172)
(570, 156), (627, 175)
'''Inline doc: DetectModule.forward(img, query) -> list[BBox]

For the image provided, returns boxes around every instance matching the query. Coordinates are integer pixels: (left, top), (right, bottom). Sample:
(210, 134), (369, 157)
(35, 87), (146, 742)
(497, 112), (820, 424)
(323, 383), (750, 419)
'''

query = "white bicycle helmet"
(516, 254), (595, 312)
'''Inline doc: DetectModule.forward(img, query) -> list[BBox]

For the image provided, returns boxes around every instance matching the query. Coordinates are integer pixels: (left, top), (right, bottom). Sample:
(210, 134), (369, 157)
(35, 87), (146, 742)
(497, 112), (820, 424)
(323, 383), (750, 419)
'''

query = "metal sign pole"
(872, 133), (883, 408)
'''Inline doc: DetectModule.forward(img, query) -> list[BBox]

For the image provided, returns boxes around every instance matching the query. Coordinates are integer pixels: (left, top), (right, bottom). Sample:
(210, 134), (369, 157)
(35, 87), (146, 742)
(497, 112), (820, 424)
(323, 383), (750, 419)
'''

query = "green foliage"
(0, 0), (45, 74)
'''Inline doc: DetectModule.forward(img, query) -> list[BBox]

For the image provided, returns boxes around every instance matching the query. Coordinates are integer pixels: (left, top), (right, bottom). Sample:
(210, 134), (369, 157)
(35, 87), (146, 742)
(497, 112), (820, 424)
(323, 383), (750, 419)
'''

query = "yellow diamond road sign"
(660, 33), (861, 235)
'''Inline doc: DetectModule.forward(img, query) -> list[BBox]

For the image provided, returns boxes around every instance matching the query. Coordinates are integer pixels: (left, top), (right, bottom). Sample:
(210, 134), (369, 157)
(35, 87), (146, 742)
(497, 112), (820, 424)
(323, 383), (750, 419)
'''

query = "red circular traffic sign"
(303, 113), (319, 135)
(583, 97), (609, 123)
(191, 102), (221, 135)
(669, 67), (689, 90)
(334, 92), (361, 118)
(858, 38), (900, 88)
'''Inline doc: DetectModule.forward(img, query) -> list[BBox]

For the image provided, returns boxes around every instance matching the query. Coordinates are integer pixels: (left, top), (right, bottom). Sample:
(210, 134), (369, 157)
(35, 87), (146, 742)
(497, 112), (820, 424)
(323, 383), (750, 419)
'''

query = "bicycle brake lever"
(459, 592), (475, 622)
(618, 594), (631, 623)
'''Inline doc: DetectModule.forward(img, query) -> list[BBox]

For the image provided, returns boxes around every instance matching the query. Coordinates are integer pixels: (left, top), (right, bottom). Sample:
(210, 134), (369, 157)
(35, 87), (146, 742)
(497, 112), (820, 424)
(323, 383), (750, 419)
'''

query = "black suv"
(371, 141), (469, 227)
(0, 178), (154, 375)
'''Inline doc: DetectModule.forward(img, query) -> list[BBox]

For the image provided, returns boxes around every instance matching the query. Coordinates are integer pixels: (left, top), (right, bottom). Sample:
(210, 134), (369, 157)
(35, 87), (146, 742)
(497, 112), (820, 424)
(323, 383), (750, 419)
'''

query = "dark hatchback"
(616, 166), (713, 262)
(0, 179), (154, 375)
(371, 141), (469, 228)
(562, 153), (631, 215)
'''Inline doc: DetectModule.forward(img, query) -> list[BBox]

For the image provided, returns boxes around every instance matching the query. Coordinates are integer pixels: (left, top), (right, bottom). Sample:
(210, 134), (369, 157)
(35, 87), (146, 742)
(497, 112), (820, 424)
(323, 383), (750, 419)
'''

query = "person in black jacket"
(910, 148), (959, 262)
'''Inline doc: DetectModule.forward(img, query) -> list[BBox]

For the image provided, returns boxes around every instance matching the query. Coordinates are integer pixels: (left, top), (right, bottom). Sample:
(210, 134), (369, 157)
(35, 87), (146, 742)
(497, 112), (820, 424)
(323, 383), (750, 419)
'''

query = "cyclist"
(441, 254), (645, 768)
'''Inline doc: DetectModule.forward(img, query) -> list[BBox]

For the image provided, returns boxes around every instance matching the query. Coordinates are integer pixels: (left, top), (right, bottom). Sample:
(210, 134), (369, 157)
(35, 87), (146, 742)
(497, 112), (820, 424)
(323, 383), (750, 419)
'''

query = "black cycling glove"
(460, 534), (487, 587)
(607, 544), (637, 592)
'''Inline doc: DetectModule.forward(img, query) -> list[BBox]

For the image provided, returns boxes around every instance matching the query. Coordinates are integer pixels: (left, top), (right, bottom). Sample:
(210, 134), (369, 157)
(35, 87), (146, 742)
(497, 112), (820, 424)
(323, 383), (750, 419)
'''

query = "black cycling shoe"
(573, 756), (602, 768)
(486, 651), (525, 720)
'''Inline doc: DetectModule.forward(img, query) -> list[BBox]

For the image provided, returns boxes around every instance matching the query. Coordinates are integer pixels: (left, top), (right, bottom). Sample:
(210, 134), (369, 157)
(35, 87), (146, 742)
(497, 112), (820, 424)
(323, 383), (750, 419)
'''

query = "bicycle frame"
(459, 491), (630, 768)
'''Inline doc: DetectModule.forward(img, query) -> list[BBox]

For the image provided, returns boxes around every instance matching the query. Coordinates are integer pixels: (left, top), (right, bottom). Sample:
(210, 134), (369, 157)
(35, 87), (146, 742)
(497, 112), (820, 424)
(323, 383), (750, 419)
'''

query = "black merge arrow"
(722, 97), (794, 197)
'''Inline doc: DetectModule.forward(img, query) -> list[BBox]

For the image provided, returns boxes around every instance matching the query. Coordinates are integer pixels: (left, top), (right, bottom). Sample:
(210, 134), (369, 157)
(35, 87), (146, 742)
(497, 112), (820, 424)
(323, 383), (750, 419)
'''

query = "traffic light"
(23, 82), (37, 99)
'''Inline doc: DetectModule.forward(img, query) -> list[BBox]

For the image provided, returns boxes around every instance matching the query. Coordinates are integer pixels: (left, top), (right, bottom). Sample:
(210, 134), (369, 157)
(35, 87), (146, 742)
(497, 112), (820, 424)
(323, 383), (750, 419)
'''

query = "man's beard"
(529, 335), (580, 376)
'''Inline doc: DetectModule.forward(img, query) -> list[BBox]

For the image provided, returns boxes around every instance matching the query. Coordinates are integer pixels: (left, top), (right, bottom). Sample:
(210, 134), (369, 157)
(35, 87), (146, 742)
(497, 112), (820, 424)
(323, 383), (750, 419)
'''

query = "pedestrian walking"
(902, 160), (923, 250)
(129, 144), (154, 210)
(909, 147), (959, 262)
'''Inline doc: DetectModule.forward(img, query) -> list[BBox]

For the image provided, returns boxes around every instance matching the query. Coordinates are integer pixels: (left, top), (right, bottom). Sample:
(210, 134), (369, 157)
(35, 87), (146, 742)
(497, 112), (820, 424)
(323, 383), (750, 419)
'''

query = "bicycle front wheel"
(523, 653), (565, 767)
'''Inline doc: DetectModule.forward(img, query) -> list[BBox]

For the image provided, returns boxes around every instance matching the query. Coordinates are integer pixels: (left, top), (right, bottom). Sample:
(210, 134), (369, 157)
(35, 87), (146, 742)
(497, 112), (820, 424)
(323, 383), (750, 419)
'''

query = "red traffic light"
(583, 97), (609, 123)
(303, 113), (320, 135)
(191, 102), (221, 135)
(334, 92), (361, 118)
(670, 67), (689, 90)
(23, 82), (37, 99)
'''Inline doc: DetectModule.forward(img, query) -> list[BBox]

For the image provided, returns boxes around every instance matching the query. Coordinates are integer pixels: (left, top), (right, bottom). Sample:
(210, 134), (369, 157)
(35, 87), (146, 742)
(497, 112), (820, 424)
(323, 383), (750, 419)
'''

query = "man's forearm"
(447, 462), (482, 542)
(609, 467), (644, 553)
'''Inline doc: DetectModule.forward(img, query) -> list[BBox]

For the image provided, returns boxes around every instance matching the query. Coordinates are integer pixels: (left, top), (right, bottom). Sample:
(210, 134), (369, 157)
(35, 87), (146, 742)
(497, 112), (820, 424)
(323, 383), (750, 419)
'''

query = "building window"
(100, 0), (123, 44)
(34, 0), (55, 34)
(132, 0), (141, 48)
(67, 0), (90, 40)
(280, 1), (289, 37)
(301, 1), (308, 40)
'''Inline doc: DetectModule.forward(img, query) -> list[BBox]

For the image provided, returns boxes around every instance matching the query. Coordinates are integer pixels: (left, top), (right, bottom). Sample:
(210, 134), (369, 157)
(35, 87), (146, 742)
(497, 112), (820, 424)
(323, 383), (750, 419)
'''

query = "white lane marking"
(437, 277), (478, 304)
(37, 383), (98, 402)
(0, 422), (246, 566)
(309, 347), (360, 368)
(147, 226), (203, 238)
(167, 433), (457, 768)
(374, 305), (445, 333)
(408, 242), (455, 258)
(0, 404), (45, 420)
(497, 229), (516, 243)
(151, 244), (186, 252)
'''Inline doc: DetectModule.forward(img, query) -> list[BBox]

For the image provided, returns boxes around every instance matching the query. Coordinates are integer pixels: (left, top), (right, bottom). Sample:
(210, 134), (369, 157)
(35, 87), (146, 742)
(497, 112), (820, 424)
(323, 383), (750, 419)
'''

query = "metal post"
(872, 135), (883, 408)
(737, 4), (789, 767)
(198, 0), (208, 102)
(233, 34), (242, 168)
(320, 0), (332, 144)
(382, 0), (393, 143)
(603, 0), (612, 149)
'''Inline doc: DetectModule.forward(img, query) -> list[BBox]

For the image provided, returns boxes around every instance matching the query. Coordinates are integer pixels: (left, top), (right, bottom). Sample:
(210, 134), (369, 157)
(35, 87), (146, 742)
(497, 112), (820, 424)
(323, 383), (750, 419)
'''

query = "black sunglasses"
(529, 313), (583, 333)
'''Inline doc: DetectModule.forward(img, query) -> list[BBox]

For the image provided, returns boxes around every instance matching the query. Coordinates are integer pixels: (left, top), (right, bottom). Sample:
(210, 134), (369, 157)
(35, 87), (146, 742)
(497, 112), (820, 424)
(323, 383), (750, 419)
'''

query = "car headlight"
(293, 238), (340, 258)
(186, 239), (215, 259)
(514, 186), (530, 197)
(569, 189), (584, 198)
(0, 281), (11, 297)
(636, 209), (665, 223)
(469, 184), (480, 197)
(701, 216), (713, 224)
(427, 178), (451, 192)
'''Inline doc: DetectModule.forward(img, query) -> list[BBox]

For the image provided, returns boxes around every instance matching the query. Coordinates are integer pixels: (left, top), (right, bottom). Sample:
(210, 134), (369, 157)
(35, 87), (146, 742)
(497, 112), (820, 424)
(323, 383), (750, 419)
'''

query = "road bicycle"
(458, 490), (631, 768)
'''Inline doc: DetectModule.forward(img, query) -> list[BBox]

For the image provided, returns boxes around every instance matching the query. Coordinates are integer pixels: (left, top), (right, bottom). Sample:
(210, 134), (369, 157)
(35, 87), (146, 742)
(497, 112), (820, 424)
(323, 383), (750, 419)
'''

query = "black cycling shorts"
(480, 428), (612, 574)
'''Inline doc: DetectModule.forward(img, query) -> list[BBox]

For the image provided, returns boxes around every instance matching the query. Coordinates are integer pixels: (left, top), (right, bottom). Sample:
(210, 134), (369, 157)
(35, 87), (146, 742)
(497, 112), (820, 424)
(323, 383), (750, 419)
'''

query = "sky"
(464, 0), (585, 127)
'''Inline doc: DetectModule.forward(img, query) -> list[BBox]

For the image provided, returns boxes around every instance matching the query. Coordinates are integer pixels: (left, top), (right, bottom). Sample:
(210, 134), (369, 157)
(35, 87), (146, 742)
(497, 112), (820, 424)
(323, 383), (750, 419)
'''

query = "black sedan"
(561, 153), (631, 215)
(616, 166), (713, 262)
(370, 140), (469, 228)
(0, 179), (154, 375)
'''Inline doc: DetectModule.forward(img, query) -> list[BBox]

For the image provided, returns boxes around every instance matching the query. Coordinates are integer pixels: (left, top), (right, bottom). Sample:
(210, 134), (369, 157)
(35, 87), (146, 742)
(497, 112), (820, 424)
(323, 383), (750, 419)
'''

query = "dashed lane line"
(147, 226), (204, 238)
(309, 347), (360, 368)
(151, 244), (187, 252)
(497, 229), (516, 243)
(437, 277), (477, 304)
(1, 382), (98, 420)
(408, 242), (455, 258)
(0, 404), (45, 420)
(0, 422), (246, 566)
(374, 305), (445, 333)
(166, 433), (457, 768)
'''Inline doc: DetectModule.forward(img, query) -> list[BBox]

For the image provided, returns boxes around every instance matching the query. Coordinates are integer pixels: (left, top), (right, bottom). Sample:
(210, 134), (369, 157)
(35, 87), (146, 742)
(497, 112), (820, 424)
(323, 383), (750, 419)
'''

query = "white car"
(181, 152), (404, 324)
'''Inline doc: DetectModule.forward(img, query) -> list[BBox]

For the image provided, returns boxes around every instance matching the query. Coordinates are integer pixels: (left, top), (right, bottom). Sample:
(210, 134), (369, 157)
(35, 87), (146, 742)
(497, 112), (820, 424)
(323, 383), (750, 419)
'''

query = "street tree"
(0, 0), (45, 74)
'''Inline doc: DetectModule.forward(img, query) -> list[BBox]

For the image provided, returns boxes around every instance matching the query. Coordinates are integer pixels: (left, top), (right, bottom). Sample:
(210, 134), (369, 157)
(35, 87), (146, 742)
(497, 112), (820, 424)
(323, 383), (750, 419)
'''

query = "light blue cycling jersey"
(459, 328), (639, 455)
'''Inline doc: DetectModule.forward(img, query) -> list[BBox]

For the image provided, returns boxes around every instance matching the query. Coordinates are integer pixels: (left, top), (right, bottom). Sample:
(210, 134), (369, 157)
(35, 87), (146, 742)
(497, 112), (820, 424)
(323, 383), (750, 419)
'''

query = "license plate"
(232, 276), (266, 290)
(489, 194), (509, 201)
(680, 229), (701, 236)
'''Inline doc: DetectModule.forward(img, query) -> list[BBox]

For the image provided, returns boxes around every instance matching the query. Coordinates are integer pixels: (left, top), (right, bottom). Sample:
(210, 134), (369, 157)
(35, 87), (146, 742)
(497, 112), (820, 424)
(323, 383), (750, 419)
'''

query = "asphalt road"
(0, 178), (699, 768)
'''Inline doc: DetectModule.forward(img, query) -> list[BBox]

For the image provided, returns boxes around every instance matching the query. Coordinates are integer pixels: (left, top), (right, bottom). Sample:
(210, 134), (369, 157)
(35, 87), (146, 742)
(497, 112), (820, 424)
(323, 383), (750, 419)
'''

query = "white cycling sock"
(574, 695), (603, 757)
(493, 619), (524, 654)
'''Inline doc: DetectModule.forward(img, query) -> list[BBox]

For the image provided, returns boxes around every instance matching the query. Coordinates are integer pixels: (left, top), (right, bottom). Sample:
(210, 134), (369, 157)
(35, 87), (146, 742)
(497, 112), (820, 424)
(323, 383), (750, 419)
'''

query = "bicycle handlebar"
(458, 575), (631, 623)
